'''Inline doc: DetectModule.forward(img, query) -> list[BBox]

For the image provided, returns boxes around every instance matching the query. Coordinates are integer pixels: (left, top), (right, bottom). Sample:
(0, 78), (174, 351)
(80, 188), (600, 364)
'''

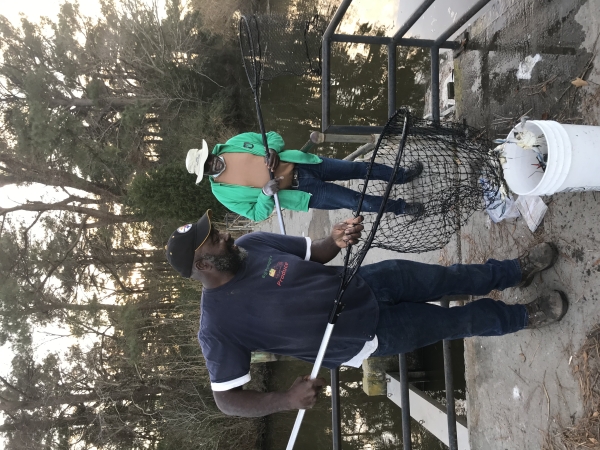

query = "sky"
(2, 0), (101, 25)
(340, 0), (491, 40)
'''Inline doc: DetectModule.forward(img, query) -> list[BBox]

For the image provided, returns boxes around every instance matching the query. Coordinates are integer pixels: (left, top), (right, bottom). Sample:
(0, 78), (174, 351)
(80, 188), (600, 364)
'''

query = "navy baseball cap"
(166, 210), (213, 277)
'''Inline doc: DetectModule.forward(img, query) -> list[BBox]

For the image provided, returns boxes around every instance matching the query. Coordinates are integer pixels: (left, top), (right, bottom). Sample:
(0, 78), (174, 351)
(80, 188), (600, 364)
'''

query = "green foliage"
(261, 23), (429, 155)
(127, 163), (229, 224)
(156, 93), (242, 161)
(119, 305), (144, 363)
(0, 0), (251, 204)
(84, 78), (106, 101)
(0, 0), (261, 447)
(0, 276), (29, 346)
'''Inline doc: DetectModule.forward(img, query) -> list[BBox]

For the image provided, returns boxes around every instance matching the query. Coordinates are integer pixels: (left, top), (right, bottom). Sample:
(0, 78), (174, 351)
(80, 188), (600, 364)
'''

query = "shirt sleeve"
(199, 333), (252, 391)
(237, 232), (311, 261)
(265, 131), (285, 152)
(210, 182), (275, 222)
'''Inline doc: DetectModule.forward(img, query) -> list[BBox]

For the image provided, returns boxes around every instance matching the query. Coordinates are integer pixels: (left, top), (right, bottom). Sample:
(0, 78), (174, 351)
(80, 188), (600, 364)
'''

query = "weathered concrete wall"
(455, 0), (600, 448)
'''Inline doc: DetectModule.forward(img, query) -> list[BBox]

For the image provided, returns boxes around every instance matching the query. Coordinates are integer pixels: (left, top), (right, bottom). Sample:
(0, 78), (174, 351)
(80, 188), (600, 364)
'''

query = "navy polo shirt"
(198, 232), (379, 391)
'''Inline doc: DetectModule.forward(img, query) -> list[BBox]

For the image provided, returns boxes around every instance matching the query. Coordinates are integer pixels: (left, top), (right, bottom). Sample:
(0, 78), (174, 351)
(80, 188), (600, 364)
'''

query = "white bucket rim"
(529, 121), (562, 195)
(503, 120), (573, 196)
(530, 120), (572, 195)
(503, 122), (549, 196)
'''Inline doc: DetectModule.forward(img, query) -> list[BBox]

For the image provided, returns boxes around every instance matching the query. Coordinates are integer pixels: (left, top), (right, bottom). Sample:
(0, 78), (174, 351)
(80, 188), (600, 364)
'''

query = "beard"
(203, 244), (248, 274)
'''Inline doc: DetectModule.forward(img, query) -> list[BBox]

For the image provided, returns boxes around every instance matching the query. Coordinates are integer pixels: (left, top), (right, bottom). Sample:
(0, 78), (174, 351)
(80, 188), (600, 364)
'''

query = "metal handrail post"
(399, 353), (412, 450)
(441, 298), (458, 450)
(431, 47), (441, 121)
(331, 34), (459, 49)
(388, 43), (396, 118)
(331, 368), (342, 449)
(322, 0), (354, 132)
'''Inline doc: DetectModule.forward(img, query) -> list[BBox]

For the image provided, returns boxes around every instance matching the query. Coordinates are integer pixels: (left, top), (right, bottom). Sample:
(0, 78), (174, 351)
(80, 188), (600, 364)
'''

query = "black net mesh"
(343, 108), (504, 280)
(239, 13), (326, 85)
(239, 16), (261, 90)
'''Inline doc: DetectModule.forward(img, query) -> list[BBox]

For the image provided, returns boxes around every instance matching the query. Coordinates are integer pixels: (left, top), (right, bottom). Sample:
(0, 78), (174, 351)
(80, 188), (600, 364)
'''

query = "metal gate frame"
(321, 2), (494, 449)
(321, 0), (493, 132)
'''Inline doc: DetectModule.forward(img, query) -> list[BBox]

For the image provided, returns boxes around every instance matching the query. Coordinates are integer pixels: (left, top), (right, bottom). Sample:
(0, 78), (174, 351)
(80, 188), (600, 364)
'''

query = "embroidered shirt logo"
(177, 224), (192, 233)
(261, 256), (273, 278)
(267, 261), (289, 286)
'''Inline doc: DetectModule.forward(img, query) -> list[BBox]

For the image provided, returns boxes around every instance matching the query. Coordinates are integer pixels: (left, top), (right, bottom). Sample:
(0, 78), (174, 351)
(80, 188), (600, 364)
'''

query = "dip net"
(344, 107), (504, 274)
(238, 13), (328, 234)
(239, 13), (326, 86)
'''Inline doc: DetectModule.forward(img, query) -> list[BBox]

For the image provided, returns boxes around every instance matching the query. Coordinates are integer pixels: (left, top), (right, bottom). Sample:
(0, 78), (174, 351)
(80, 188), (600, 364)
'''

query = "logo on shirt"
(268, 261), (289, 286)
(261, 256), (273, 278)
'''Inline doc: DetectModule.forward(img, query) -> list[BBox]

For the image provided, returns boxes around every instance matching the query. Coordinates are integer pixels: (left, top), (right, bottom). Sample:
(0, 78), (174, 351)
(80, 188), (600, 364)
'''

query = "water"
(259, 0), (492, 154)
(263, 341), (466, 449)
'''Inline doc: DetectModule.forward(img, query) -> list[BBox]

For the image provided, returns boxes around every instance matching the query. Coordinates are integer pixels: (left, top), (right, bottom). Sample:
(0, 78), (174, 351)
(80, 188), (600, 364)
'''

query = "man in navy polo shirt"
(166, 210), (568, 417)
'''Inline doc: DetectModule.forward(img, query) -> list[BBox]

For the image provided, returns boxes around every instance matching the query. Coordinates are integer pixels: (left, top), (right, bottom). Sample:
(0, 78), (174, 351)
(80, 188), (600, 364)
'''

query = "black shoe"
(517, 242), (558, 288)
(404, 202), (424, 217)
(524, 290), (568, 328)
(403, 161), (424, 183)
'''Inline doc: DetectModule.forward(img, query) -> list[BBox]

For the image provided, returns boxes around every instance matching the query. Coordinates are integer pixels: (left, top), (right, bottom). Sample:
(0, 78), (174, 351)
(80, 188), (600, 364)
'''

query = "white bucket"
(502, 120), (600, 195)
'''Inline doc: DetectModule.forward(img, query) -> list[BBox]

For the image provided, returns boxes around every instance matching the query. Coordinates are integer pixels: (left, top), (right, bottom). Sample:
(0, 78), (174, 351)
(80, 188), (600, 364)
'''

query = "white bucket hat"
(185, 140), (210, 184)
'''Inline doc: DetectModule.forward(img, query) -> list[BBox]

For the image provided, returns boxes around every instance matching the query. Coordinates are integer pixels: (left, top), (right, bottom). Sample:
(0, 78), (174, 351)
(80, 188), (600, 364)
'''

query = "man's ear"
(194, 258), (211, 272)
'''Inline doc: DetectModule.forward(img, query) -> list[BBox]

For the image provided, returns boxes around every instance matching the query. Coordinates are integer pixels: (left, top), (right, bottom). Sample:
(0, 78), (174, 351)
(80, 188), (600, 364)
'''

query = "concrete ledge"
(362, 355), (398, 396)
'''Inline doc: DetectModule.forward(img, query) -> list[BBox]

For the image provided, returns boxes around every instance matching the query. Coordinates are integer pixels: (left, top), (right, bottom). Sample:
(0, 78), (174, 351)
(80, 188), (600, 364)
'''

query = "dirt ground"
(453, 0), (600, 448)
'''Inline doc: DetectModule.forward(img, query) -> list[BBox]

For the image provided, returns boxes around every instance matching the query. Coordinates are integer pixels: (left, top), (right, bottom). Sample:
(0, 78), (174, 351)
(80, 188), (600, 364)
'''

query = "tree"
(260, 23), (429, 154)
(0, 0), (248, 229)
(0, 275), (263, 450)
(0, 0), (440, 448)
(127, 164), (229, 224)
(0, 0), (248, 347)
(0, 213), (180, 346)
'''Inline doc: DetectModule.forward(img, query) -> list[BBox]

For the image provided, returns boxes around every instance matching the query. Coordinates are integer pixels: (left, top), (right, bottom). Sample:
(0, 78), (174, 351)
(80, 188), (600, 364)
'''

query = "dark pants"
(355, 258), (527, 355)
(295, 157), (411, 214)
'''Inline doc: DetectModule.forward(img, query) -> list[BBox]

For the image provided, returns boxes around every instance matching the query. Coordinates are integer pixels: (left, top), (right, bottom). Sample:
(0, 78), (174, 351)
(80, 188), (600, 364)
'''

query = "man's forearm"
(213, 389), (292, 417)
(310, 236), (341, 264)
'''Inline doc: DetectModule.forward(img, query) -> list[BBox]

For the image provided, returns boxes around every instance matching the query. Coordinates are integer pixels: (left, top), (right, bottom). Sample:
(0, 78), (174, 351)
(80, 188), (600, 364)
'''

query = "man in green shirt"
(186, 131), (424, 222)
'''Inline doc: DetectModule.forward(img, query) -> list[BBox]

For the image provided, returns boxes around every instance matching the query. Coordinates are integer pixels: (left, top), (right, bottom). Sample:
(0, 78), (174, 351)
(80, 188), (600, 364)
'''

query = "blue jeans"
(295, 157), (411, 214)
(356, 259), (528, 356)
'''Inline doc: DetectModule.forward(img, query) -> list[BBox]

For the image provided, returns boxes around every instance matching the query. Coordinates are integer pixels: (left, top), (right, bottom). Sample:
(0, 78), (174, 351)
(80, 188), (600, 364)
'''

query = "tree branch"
(0, 375), (32, 400)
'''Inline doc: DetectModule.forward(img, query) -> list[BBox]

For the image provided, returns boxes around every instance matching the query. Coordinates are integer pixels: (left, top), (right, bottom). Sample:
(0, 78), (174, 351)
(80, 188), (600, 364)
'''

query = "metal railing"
(224, 212), (255, 232)
(321, 1), (494, 448)
(321, 0), (492, 132)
